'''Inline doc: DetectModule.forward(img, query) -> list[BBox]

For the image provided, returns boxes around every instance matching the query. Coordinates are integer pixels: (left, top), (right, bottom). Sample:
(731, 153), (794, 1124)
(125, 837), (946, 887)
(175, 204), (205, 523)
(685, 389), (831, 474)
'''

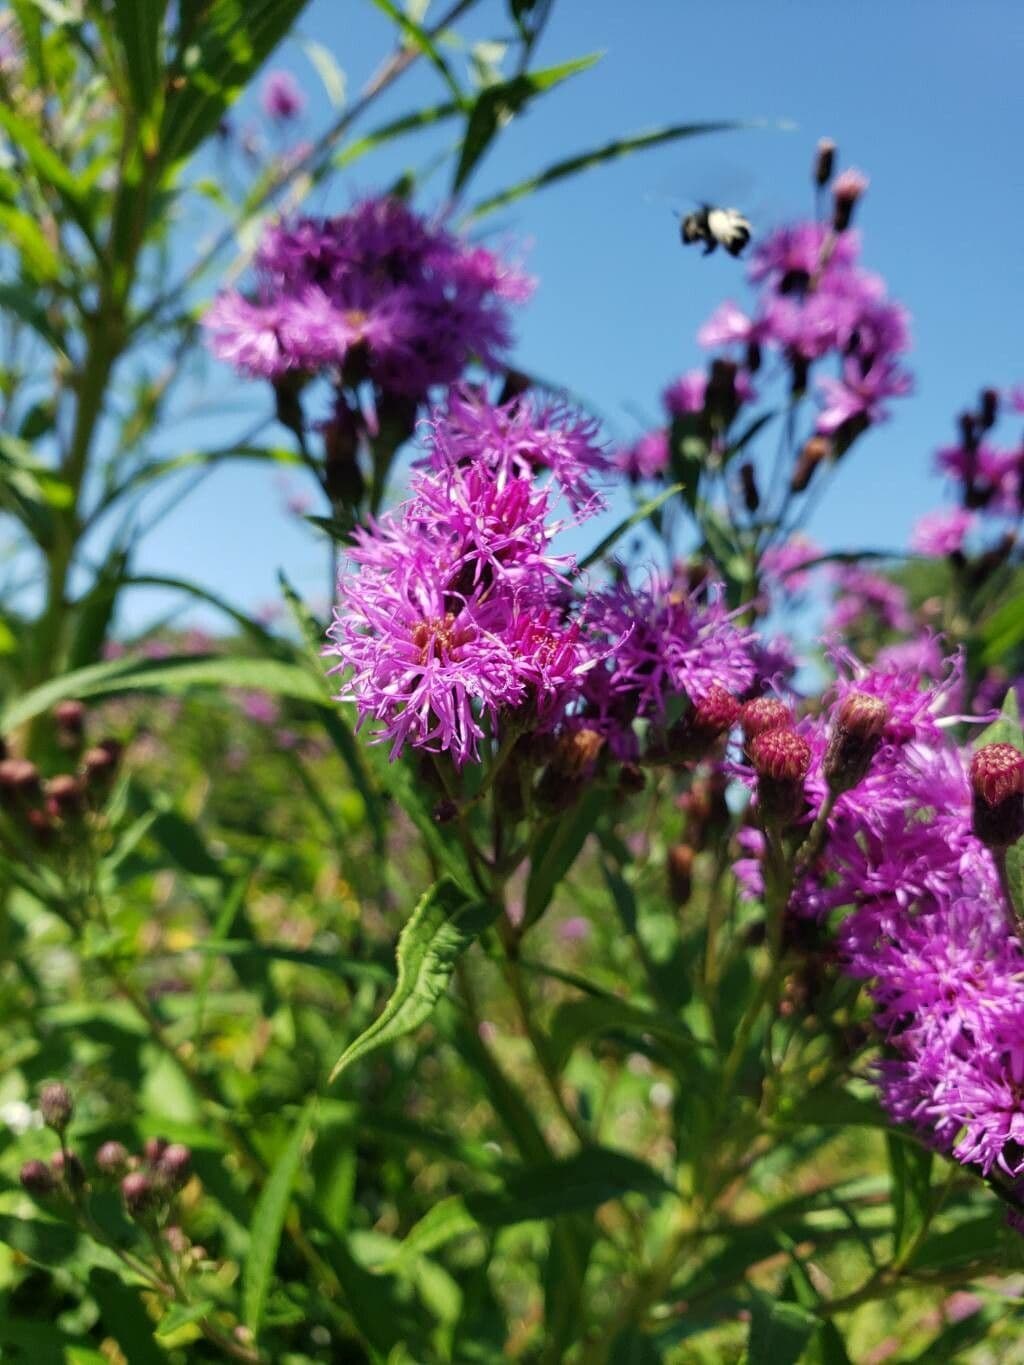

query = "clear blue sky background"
(125, 0), (1024, 632)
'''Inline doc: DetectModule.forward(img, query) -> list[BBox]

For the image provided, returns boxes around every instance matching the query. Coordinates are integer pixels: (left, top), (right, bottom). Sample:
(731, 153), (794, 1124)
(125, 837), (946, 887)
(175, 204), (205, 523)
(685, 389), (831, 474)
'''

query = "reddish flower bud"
(26, 808), (55, 847)
(81, 739), (122, 795)
(791, 435), (831, 493)
(0, 757), (40, 807)
(814, 137), (836, 188)
(662, 687), (740, 764)
(970, 743), (1024, 847)
(53, 700), (86, 745)
(39, 1081), (73, 1132)
(739, 461), (760, 513)
(156, 1143), (192, 1191)
(667, 844), (695, 905)
(51, 1148), (86, 1191)
(536, 729), (605, 813)
(121, 1171), (156, 1217)
(95, 1140), (130, 1177)
(740, 696), (792, 743)
(143, 1136), (169, 1165)
(832, 168), (869, 232)
(824, 692), (890, 793)
(45, 774), (84, 820)
(20, 1159), (55, 1197)
(750, 728), (812, 826)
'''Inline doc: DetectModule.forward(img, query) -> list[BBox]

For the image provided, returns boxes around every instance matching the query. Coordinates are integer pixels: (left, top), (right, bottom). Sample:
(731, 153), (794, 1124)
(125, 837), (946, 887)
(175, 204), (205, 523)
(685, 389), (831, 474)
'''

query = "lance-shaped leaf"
(453, 53), (601, 192)
(329, 879), (498, 1083)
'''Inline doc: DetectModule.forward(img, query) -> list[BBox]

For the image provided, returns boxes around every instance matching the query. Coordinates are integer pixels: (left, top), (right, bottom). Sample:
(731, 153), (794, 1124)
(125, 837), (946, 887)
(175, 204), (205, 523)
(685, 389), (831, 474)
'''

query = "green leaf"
(548, 996), (704, 1074)
(298, 36), (346, 106)
(1006, 838), (1024, 923)
(369, 0), (465, 106)
(1, 651), (327, 731)
(524, 787), (607, 929)
(0, 103), (98, 247)
(329, 879), (498, 1083)
(0, 281), (67, 353)
(746, 1290), (816, 1365)
(453, 53), (601, 192)
(335, 99), (462, 169)
(908, 1210), (1007, 1271)
(155, 1300), (217, 1339)
(977, 596), (1024, 669)
(579, 483), (685, 571)
(887, 1133), (933, 1261)
(110, 0), (167, 117)
(391, 1147), (673, 1264)
(467, 120), (745, 221)
(974, 685), (1023, 750)
(159, 0), (312, 170)
(243, 1100), (316, 1335)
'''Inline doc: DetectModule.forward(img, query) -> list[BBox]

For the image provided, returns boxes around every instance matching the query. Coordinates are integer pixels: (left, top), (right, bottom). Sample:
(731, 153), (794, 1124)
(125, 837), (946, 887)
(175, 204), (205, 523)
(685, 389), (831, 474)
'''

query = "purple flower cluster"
(702, 219), (912, 439)
(326, 393), (603, 764)
(751, 654), (1024, 1185)
(204, 196), (532, 402)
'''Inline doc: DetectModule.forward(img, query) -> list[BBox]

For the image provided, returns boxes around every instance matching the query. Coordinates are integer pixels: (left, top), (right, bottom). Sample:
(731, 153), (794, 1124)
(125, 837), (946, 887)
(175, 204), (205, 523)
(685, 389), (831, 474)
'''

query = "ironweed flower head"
(205, 196), (532, 402)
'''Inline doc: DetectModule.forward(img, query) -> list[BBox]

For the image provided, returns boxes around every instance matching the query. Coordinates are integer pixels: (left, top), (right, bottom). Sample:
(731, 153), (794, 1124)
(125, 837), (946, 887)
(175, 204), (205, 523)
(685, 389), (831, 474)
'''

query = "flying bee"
(680, 204), (752, 257)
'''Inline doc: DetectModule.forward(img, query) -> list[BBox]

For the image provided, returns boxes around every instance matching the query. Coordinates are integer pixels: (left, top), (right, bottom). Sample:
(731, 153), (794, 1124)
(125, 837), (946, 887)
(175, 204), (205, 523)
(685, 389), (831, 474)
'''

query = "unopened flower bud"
(706, 358), (740, 427)
(376, 392), (418, 452)
(157, 1143), (192, 1191)
(164, 1225), (190, 1254)
(661, 687), (740, 765)
(143, 1136), (169, 1165)
(121, 1171), (156, 1217)
(745, 339), (762, 375)
(788, 350), (810, 398)
(53, 700), (86, 746)
(322, 400), (365, 509)
(667, 844), (695, 905)
(497, 368), (531, 404)
(617, 762), (646, 795)
(20, 1159), (55, 1197)
(39, 1081), (73, 1132)
(536, 729), (605, 813)
(45, 774), (84, 820)
(832, 168), (869, 232)
(979, 388), (999, 431)
(432, 797), (459, 824)
(272, 374), (306, 436)
(970, 743), (1024, 847)
(27, 808), (55, 847)
(814, 137), (836, 188)
(95, 1140), (130, 1177)
(750, 728), (811, 826)
(81, 739), (122, 795)
(0, 757), (40, 807)
(680, 772), (731, 846)
(739, 461), (760, 513)
(824, 692), (889, 793)
(51, 1148), (86, 1191)
(791, 435), (831, 493)
(740, 696), (791, 743)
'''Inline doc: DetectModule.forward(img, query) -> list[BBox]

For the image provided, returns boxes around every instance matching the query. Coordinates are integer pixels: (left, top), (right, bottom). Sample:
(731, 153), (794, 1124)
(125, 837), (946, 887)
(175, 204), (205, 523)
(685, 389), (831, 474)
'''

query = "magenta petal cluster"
(763, 655), (1024, 1182)
(325, 395), (600, 764)
(204, 196), (532, 400)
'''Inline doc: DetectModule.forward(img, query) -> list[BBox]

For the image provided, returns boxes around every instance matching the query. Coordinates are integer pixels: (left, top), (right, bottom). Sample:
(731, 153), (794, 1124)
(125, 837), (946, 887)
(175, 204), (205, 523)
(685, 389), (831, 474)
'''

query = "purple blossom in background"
(261, 70), (306, 121)
(663, 369), (708, 416)
(613, 429), (669, 482)
(205, 196), (532, 401)
(911, 506), (975, 557)
(827, 566), (913, 634)
(761, 534), (823, 599)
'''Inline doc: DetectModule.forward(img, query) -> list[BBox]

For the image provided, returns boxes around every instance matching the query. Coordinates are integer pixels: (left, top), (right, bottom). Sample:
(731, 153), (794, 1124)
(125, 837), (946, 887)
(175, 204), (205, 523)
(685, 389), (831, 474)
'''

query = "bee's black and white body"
(680, 205), (752, 257)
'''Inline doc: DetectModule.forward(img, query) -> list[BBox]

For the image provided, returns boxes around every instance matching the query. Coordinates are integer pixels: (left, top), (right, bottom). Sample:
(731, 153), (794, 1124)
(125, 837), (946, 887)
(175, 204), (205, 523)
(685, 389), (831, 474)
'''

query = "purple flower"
(261, 70), (306, 122)
(205, 197), (532, 401)
(663, 370), (707, 416)
(614, 429), (669, 482)
(816, 356), (913, 435)
(760, 535), (823, 598)
(911, 507), (975, 557)
(326, 398), (600, 764)
(585, 575), (757, 726)
(827, 566), (912, 634)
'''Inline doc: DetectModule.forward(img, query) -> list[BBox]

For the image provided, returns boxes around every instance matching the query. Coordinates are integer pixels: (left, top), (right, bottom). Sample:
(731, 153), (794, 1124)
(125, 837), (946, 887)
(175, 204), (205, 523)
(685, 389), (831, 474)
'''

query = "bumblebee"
(680, 205), (752, 257)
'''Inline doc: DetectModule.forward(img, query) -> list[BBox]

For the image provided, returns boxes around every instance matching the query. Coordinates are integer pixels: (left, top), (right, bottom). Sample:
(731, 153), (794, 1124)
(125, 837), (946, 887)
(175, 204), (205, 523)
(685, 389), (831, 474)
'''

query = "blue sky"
(123, 0), (1024, 631)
